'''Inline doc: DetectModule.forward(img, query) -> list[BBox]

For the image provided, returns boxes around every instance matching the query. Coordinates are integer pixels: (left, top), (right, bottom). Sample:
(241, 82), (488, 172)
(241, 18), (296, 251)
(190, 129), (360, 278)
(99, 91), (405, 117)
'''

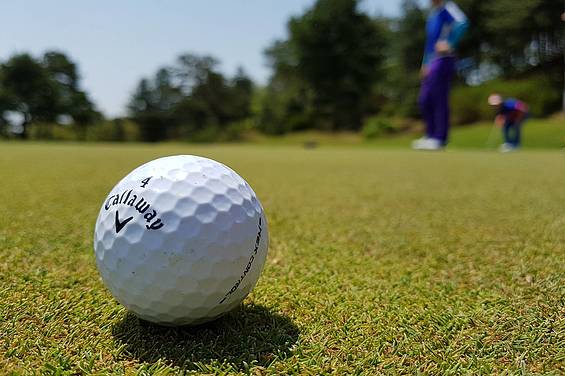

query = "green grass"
(448, 117), (565, 150)
(247, 117), (565, 149)
(1, 143), (564, 374)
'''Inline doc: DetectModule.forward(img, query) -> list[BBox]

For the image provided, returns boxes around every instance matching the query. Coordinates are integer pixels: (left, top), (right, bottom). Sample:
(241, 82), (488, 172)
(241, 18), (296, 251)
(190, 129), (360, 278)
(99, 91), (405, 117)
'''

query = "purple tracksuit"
(419, 2), (468, 145)
(419, 57), (456, 144)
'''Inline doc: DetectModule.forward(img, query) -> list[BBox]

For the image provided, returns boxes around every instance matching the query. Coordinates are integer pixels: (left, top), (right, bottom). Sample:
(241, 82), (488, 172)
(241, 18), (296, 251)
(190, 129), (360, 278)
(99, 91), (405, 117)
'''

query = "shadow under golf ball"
(111, 304), (299, 370)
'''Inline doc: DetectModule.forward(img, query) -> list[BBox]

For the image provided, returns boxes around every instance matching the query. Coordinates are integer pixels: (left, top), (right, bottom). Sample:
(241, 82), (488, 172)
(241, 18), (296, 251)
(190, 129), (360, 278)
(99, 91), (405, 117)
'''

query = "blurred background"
(0, 0), (562, 145)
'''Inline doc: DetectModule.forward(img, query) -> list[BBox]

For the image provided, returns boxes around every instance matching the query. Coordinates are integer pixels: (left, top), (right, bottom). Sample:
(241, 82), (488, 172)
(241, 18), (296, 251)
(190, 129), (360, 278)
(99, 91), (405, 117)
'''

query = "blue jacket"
(499, 98), (529, 122)
(423, 1), (469, 66)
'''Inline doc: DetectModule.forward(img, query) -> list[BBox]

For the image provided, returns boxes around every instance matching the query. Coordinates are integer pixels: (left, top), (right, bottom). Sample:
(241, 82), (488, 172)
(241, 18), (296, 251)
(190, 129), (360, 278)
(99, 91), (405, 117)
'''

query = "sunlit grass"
(244, 117), (565, 150)
(1, 143), (563, 374)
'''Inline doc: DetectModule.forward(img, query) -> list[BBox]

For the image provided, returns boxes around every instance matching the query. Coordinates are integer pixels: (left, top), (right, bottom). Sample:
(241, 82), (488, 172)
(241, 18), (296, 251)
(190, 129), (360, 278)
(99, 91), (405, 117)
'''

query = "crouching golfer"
(413, 0), (468, 151)
(488, 94), (529, 152)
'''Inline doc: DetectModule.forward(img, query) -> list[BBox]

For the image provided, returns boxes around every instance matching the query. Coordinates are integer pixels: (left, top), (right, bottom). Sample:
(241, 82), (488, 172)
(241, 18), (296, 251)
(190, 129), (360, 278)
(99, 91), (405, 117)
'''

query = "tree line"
(128, 55), (254, 142)
(1, 0), (562, 141)
(0, 51), (101, 139)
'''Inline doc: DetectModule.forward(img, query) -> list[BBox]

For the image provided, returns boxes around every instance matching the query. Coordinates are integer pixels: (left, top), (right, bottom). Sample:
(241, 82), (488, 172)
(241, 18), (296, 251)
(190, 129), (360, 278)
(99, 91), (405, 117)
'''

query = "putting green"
(1, 143), (563, 374)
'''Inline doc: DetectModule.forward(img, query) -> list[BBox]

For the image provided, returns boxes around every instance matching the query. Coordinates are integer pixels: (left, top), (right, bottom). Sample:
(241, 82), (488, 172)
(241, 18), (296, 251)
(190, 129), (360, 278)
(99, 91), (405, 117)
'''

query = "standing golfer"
(413, 0), (468, 150)
(488, 94), (529, 152)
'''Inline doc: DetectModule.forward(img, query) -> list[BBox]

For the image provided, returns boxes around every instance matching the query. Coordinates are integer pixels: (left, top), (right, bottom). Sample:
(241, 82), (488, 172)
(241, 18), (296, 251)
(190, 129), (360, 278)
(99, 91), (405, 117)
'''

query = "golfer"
(413, 0), (468, 151)
(488, 94), (529, 152)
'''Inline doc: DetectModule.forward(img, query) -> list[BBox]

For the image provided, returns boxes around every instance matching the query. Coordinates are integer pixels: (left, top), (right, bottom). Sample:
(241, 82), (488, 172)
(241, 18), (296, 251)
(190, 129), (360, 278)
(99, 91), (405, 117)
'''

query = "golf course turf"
(1, 143), (563, 374)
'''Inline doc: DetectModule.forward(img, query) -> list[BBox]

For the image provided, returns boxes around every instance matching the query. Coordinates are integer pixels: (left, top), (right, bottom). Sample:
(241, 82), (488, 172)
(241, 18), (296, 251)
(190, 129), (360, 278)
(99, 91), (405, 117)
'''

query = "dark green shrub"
(451, 77), (561, 125)
(362, 116), (406, 139)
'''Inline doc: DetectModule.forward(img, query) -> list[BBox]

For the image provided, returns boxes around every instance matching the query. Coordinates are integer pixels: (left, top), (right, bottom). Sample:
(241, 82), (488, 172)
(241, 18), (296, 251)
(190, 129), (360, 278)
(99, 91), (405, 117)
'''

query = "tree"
(483, 0), (563, 74)
(43, 51), (79, 90)
(128, 53), (255, 142)
(287, 0), (386, 130)
(377, 0), (426, 117)
(0, 51), (100, 138)
(449, 0), (563, 83)
(229, 67), (254, 120)
(259, 40), (314, 134)
(396, 0), (427, 72)
(128, 71), (181, 142)
(42, 51), (101, 129)
(173, 60), (253, 139)
(0, 54), (59, 138)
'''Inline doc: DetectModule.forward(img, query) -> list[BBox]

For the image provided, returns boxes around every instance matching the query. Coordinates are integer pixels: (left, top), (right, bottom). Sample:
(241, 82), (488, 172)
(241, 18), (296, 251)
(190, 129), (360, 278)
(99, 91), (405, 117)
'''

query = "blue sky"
(0, 1), (417, 117)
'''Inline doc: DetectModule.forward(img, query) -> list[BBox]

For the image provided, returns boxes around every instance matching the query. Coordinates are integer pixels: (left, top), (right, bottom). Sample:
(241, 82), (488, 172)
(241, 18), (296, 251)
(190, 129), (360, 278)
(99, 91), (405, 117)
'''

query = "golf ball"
(93, 155), (269, 326)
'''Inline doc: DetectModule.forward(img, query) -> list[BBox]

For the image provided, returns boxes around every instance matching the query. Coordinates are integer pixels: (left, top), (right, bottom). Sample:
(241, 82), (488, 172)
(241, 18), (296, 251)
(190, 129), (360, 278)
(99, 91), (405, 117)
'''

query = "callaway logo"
(114, 211), (133, 234)
(104, 177), (165, 234)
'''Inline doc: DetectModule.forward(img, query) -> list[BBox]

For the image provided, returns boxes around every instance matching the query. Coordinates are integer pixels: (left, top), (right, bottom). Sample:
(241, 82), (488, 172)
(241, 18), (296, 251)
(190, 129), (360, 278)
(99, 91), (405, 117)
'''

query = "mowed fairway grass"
(1, 142), (563, 374)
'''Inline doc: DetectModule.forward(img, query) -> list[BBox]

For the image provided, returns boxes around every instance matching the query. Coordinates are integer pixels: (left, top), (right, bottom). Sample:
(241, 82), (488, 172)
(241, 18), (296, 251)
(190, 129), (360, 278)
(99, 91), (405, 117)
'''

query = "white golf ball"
(93, 155), (269, 326)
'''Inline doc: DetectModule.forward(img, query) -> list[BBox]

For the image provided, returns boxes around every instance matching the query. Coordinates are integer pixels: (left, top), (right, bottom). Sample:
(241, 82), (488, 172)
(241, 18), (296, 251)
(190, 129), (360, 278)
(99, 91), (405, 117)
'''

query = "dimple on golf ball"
(93, 155), (269, 326)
